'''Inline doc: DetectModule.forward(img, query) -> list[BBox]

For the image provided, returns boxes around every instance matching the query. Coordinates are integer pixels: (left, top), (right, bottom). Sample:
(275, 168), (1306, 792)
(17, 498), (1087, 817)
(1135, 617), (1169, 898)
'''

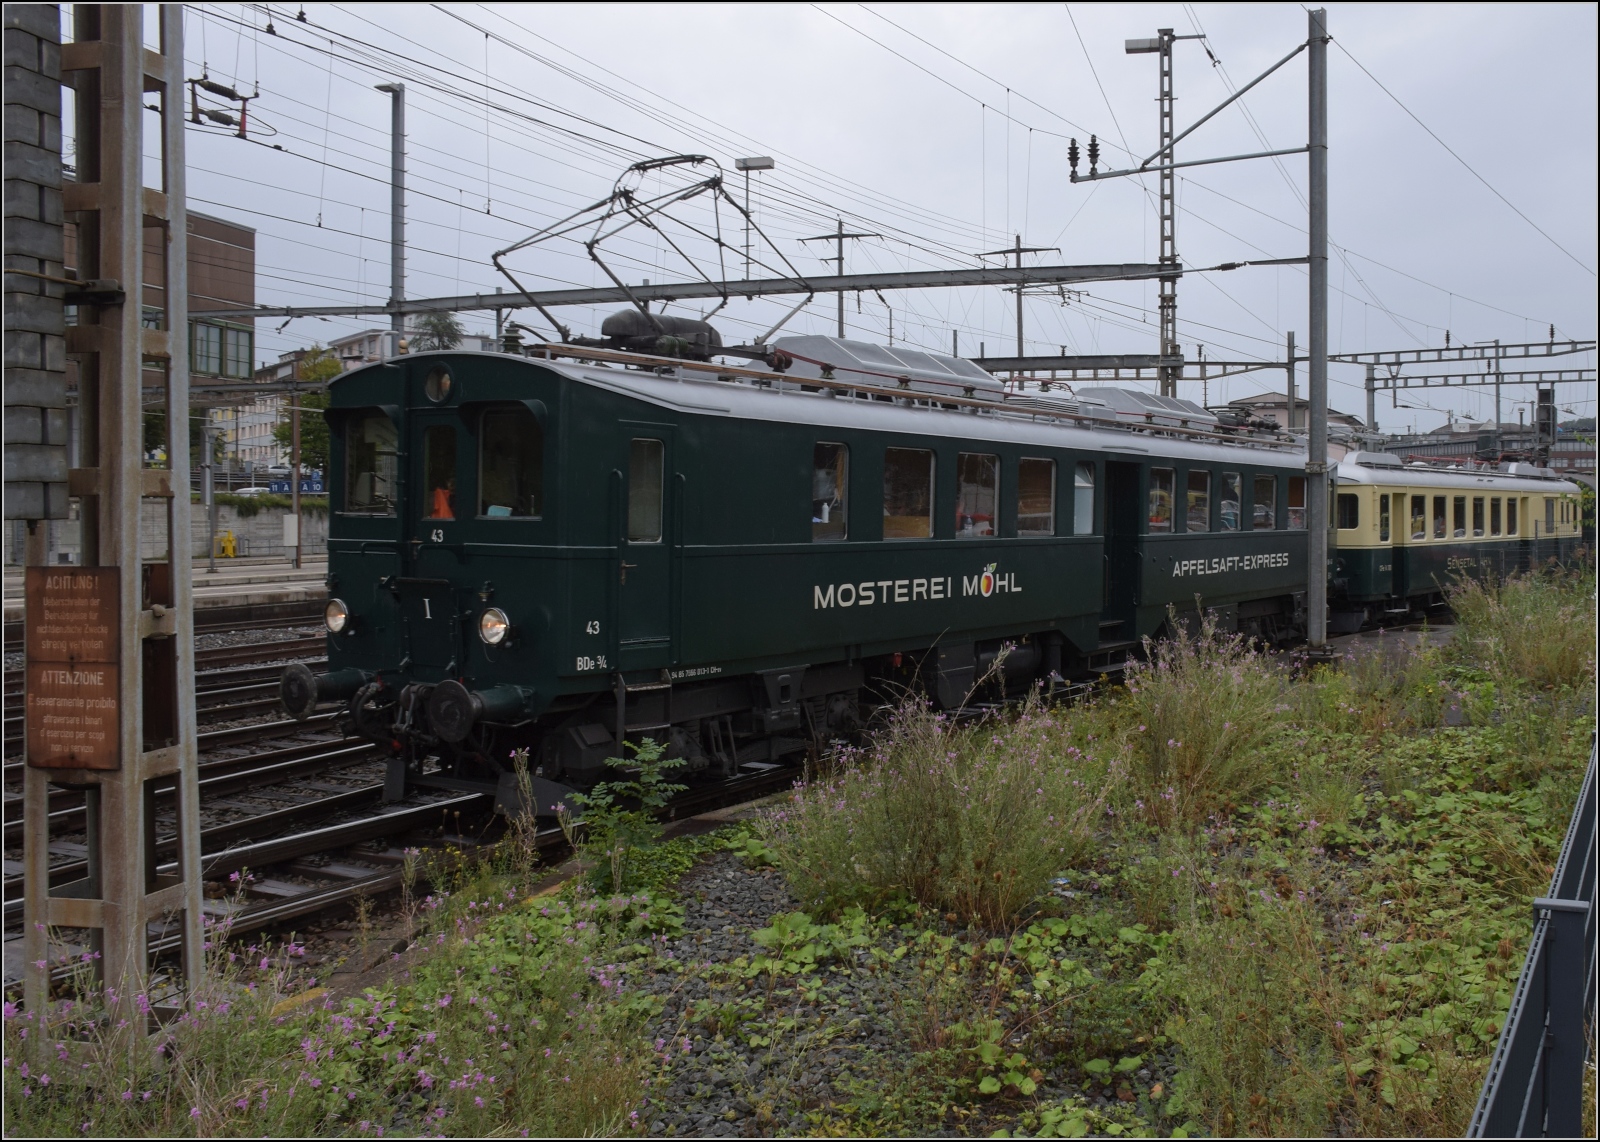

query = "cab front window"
(344, 411), (398, 515)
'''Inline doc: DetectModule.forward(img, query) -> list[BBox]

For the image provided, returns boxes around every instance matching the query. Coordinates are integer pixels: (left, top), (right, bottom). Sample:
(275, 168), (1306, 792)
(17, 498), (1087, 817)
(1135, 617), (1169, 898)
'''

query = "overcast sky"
(127, 3), (1598, 431)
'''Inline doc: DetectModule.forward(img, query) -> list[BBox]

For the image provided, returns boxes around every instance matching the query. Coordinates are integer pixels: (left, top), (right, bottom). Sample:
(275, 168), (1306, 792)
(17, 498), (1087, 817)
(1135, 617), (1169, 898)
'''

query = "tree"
(409, 310), (466, 351)
(271, 345), (342, 473)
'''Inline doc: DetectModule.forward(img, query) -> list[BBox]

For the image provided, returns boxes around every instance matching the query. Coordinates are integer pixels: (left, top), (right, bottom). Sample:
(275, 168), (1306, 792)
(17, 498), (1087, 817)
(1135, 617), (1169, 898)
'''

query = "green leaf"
(979, 1075), (1003, 1095)
(1083, 1058), (1112, 1076)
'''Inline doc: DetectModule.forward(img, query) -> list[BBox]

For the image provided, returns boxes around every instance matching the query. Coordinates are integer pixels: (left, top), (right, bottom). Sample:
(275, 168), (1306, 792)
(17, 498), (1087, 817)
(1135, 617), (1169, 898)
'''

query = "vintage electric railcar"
(1328, 453), (1584, 630)
(281, 336), (1320, 811)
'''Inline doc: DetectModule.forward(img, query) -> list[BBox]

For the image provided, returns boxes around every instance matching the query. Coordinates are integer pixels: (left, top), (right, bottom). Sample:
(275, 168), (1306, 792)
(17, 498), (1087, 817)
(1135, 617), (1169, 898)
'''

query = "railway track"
(2, 641), (328, 755)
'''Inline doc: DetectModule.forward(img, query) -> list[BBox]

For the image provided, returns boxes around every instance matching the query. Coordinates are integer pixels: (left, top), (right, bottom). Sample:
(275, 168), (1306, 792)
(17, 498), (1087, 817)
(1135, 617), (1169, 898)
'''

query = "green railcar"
(282, 340), (1314, 810)
(1329, 452), (1585, 630)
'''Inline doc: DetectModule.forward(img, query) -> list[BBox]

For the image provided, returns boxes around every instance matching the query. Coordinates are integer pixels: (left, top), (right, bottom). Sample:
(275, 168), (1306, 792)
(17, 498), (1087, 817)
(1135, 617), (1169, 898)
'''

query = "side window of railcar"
(1545, 497), (1555, 533)
(1073, 462), (1095, 536)
(423, 426), (457, 520)
(1253, 475), (1277, 531)
(1220, 472), (1242, 531)
(1336, 493), (1359, 531)
(1409, 495), (1426, 540)
(1288, 477), (1307, 530)
(1454, 496), (1467, 538)
(1377, 493), (1390, 542)
(812, 443), (848, 542)
(1507, 497), (1518, 536)
(626, 438), (663, 542)
(883, 447), (934, 539)
(1490, 498), (1502, 536)
(1148, 468), (1175, 533)
(479, 407), (544, 519)
(1433, 495), (1446, 539)
(955, 453), (999, 537)
(344, 411), (398, 515)
(1472, 496), (1485, 537)
(1017, 458), (1055, 536)
(1186, 471), (1210, 532)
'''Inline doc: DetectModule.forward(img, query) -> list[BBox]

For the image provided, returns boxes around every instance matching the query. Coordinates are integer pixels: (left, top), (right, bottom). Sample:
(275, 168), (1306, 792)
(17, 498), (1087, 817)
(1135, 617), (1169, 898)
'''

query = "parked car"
(263, 464), (294, 478)
(234, 486), (272, 497)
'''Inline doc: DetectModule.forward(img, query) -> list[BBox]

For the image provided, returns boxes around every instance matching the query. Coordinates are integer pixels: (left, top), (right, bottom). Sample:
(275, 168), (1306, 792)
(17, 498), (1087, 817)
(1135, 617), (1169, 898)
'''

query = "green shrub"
(1448, 569), (1595, 690)
(761, 700), (1120, 927)
(1122, 610), (1288, 825)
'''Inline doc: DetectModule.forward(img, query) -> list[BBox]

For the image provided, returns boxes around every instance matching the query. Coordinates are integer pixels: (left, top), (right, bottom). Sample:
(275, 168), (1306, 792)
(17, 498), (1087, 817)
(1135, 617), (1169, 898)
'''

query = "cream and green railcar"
(1329, 452), (1584, 629)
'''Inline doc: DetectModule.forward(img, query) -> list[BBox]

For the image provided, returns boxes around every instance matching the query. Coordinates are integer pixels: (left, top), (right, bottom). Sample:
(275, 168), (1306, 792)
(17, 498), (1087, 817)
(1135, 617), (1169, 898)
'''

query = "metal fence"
(1467, 737), (1596, 1137)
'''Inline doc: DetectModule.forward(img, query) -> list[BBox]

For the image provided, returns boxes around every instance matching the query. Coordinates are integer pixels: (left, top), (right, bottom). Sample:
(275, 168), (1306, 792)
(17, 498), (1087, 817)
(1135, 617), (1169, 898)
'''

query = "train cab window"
(1289, 477), (1308, 530)
(1017, 457), (1055, 536)
(1454, 496), (1467, 537)
(1507, 498), (1518, 536)
(626, 438), (663, 542)
(479, 407), (544, 518)
(1253, 475), (1277, 530)
(812, 443), (848, 542)
(1410, 495), (1426, 540)
(1472, 496), (1485, 537)
(1148, 468), (1175, 533)
(955, 453), (999, 537)
(1073, 462), (1095, 536)
(1433, 495), (1447, 539)
(422, 426), (457, 520)
(1545, 497), (1555, 533)
(1378, 494), (1390, 542)
(1490, 498), (1502, 536)
(1337, 493), (1360, 531)
(1220, 472), (1242, 531)
(344, 411), (398, 515)
(1186, 471), (1211, 532)
(883, 447), (934, 539)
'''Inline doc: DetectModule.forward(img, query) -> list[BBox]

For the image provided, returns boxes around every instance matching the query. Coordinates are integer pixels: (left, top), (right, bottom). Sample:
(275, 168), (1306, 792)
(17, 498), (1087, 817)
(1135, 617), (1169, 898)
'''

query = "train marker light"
(325, 598), (349, 633)
(479, 607), (510, 645)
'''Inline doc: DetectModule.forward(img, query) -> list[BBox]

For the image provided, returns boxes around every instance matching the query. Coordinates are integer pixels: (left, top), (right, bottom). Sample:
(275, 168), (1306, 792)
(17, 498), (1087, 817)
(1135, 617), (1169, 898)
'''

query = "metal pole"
(1158, 28), (1178, 398)
(1014, 235), (1025, 358)
(202, 422), (215, 573)
(1492, 338), (1502, 456)
(1365, 363), (1376, 430)
(376, 83), (405, 337)
(1307, 7), (1329, 651)
(1286, 331), (1297, 431)
(835, 219), (845, 337)
(290, 382), (302, 569)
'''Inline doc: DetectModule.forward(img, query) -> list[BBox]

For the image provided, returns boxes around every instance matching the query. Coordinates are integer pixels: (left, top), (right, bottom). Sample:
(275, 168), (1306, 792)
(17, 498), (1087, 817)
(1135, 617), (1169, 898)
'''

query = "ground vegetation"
(5, 569), (1591, 1137)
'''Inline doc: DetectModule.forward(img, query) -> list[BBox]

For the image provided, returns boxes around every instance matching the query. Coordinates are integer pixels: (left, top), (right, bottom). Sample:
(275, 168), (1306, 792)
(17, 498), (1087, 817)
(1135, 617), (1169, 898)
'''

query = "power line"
(1329, 34), (1596, 278)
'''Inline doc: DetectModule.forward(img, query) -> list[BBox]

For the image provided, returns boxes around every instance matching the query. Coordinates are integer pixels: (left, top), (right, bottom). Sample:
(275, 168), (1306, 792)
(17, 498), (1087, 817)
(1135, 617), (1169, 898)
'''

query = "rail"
(1467, 736), (1596, 1137)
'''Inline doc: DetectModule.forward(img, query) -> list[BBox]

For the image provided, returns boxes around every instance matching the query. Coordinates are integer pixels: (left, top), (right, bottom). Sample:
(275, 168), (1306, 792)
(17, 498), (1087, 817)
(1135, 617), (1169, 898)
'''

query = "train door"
(615, 432), (674, 671)
(1099, 461), (1142, 643)
(401, 411), (466, 672)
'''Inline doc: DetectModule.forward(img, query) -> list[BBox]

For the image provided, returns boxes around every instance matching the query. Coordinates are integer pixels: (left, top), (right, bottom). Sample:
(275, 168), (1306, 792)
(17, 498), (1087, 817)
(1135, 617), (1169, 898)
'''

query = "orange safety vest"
(431, 487), (454, 520)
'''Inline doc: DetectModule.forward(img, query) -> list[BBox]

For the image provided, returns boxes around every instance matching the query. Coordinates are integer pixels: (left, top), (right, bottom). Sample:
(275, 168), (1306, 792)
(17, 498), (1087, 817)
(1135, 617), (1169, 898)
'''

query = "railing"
(1467, 737), (1596, 1137)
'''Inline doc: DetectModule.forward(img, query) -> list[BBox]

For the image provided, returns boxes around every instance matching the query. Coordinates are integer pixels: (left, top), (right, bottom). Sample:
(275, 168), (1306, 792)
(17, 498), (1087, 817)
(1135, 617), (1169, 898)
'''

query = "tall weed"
(762, 700), (1120, 927)
(1449, 569), (1596, 690)
(1123, 610), (1288, 825)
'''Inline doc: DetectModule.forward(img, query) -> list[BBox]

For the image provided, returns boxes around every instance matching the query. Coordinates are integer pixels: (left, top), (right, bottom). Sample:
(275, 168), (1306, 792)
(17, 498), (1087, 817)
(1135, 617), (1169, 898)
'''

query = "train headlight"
(478, 607), (510, 645)
(324, 598), (349, 634)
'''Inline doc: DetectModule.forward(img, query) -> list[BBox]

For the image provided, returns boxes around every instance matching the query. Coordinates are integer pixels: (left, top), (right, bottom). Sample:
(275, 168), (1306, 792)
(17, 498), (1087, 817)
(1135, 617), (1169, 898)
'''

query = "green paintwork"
(322, 352), (1312, 732)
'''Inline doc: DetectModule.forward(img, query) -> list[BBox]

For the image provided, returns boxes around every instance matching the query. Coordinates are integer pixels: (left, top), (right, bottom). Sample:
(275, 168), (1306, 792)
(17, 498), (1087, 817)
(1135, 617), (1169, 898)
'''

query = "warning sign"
(25, 567), (121, 770)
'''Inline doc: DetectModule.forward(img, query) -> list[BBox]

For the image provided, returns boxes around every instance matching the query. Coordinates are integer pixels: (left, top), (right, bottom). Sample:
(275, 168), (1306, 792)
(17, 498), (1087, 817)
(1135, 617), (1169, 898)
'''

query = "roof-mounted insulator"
(1068, 138), (1080, 179)
(1087, 136), (1100, 176)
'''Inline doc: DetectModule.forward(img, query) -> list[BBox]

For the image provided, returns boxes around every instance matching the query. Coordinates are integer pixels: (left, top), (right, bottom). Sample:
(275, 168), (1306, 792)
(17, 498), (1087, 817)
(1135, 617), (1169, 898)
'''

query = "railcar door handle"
(620, 561), (637, 584)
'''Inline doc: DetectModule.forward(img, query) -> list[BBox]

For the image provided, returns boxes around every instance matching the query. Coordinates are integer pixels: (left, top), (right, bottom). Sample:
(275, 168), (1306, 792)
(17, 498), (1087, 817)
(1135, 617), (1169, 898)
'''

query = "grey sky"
(164, 2), (1597, 431)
